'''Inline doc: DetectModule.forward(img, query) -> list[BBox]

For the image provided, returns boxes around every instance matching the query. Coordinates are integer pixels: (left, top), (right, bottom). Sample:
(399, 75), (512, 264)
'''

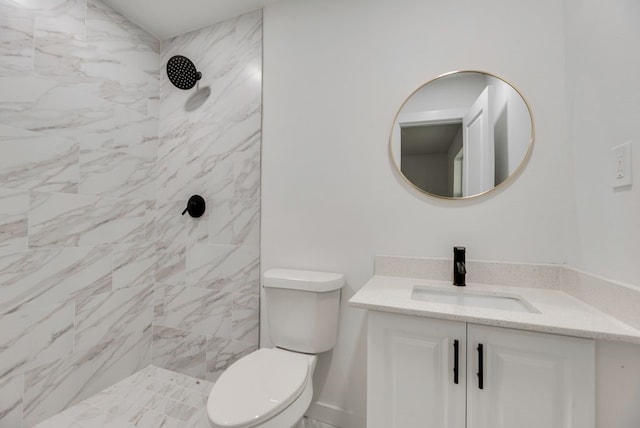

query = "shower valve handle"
(182, 195), (206, 218)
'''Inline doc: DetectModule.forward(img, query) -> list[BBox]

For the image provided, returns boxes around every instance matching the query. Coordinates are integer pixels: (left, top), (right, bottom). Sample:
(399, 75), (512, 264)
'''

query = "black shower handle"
(182, 195), (206, 218)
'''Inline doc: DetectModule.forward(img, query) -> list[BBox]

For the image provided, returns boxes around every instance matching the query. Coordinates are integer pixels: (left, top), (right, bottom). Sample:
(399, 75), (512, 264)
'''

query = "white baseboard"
(305, 401), (365, 428)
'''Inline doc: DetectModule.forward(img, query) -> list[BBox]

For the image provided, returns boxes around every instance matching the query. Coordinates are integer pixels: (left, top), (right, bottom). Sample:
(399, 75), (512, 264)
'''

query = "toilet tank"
(263, 268), (344, 354)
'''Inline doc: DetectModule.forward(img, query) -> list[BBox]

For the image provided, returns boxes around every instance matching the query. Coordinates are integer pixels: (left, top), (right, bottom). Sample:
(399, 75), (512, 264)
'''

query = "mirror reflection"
(390, 71), (534, 199)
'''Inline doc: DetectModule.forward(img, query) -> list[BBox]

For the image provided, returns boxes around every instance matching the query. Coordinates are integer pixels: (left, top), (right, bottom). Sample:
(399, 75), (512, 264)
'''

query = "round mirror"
(390, 71), (534, 199)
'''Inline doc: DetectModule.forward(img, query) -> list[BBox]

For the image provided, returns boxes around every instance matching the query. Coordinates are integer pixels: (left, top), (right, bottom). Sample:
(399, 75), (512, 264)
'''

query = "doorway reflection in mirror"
(391, 71), (533, 199)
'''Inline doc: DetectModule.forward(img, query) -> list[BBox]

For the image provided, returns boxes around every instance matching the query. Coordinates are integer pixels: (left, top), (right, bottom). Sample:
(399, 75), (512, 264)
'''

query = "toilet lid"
(208, 348), (310, 428)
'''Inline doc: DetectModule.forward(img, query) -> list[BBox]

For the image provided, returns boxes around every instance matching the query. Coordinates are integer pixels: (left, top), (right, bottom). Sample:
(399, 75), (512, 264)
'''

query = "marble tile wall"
(154, 10), (262, 383)
(0, 2), (261, 425)
(0, 0), (160, 426)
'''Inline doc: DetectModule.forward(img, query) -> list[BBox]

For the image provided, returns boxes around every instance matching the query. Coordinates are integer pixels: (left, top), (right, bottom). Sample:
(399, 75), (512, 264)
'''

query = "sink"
(411, 286), (538, 313)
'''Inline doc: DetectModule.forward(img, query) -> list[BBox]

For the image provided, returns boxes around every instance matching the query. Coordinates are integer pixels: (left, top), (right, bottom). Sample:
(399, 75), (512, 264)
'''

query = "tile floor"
(34, 365), (337, 428)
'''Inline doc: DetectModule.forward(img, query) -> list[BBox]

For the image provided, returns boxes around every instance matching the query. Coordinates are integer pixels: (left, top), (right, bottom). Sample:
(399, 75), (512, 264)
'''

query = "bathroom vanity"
(350, 273), (640, 428)
(367, 312), (593, 428)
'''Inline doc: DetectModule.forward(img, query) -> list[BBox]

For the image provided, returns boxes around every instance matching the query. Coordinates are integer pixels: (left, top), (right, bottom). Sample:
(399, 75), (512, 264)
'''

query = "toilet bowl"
(207, 348), (317, 428)
(207, 268), (344, 428)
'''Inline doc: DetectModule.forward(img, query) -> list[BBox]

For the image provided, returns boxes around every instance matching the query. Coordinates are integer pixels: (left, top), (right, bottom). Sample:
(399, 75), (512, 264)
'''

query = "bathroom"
(0, 0), (639, 427)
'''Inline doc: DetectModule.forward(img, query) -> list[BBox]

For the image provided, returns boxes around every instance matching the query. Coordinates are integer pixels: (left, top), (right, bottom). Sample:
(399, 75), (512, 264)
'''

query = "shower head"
(167, 55), (202, 90)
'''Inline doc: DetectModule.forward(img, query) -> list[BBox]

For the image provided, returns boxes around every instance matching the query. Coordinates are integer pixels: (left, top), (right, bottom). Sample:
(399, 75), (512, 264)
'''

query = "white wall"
(564, 2), (640, 427)
(262, 0), (569, 425)
(564, 0), (640, 287)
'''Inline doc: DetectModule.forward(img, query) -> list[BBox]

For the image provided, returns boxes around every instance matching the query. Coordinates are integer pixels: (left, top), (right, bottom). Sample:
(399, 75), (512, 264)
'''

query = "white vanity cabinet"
(367, 311), (595, 428)
(368, 312), (467, 428)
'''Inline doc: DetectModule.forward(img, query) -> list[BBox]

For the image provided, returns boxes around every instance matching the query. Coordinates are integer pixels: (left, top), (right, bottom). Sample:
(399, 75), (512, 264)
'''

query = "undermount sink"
(411, 286), (539, 313)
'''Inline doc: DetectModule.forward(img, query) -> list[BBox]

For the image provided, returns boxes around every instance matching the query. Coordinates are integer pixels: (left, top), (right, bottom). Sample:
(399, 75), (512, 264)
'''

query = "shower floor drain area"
(34, 366), (214, 428)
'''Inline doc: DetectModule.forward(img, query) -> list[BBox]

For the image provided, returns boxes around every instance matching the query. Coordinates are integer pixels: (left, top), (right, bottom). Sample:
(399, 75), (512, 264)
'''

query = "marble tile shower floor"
(34, 365), (337, 428)
(35, 365), (214, 428)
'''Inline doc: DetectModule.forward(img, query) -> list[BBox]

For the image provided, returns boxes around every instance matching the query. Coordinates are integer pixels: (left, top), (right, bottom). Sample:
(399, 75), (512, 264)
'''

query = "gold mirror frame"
(389, 70), (535, 200)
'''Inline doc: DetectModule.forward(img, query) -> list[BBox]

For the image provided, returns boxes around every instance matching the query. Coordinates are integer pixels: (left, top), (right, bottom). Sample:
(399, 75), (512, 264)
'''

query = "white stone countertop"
(349, 275), (640, 344)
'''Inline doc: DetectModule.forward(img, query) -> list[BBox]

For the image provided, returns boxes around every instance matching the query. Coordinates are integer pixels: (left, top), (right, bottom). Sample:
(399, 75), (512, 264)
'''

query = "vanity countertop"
(349, 275), (640, 344)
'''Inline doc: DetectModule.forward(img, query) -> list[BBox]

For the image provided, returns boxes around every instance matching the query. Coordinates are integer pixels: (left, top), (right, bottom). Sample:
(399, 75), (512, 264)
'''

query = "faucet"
(453, 246), (466, 286)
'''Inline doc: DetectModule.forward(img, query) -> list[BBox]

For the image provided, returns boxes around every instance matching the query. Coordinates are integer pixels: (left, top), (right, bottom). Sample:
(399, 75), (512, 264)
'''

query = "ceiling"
(102, 0), (282, 40)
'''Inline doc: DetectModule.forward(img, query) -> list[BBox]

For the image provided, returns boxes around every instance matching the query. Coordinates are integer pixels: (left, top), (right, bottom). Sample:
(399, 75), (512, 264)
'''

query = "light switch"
(612, 142), (632, 189)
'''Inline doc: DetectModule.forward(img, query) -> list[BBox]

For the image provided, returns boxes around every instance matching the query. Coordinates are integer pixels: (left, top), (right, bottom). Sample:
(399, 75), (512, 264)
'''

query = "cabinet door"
(368, 312), (466, 428)
(466, 324), (595, 428)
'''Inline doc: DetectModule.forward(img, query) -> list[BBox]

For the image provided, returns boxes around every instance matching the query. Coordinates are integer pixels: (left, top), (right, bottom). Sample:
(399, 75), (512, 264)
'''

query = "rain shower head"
(167, 55), (202, 90)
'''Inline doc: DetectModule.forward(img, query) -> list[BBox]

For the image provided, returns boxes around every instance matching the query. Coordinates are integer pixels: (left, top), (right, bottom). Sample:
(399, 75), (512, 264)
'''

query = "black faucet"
(453, 246), (466, 286)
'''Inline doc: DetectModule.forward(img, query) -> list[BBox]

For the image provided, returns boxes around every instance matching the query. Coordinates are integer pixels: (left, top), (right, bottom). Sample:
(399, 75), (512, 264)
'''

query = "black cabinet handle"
(453, 339), (459, 384)
(477, 343), (484, 390)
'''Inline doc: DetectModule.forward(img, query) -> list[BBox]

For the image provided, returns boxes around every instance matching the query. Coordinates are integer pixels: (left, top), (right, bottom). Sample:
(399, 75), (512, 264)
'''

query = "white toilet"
(207, 268), (344, 428)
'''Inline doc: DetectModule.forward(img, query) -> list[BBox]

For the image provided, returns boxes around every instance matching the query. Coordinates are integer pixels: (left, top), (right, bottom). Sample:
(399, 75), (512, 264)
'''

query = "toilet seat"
(207, 348), (313, 428)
